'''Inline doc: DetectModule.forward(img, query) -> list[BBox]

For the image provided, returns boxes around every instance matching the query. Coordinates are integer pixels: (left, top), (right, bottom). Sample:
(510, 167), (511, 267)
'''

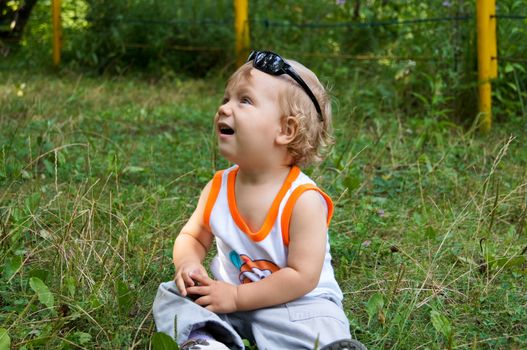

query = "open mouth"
(218, 123), (235, 135)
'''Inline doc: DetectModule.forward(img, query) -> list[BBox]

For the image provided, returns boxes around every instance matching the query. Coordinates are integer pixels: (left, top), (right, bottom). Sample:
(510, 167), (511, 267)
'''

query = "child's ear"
(276, 116), (298, 145)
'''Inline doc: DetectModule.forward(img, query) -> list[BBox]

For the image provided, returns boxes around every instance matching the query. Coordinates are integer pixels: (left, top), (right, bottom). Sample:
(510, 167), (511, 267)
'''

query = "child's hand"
(186, 273), (239, 313)
(174, 263), (208, 297)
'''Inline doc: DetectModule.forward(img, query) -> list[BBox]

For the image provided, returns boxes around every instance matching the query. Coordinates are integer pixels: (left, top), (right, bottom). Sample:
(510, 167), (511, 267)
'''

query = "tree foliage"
(6, 0), (527, 123)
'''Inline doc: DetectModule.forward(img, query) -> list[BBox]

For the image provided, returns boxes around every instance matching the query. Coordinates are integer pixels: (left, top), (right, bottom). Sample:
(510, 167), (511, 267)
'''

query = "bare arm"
(173, 180), (215, 296)
(187, 190), (327, 312)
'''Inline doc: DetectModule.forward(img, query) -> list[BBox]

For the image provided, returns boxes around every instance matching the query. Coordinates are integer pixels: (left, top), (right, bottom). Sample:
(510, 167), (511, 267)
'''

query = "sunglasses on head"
(247, 50), (323, 122)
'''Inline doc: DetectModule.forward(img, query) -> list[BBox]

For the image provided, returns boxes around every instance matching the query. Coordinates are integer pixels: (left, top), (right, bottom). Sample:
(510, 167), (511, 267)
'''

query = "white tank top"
(203, 165), (343, 304)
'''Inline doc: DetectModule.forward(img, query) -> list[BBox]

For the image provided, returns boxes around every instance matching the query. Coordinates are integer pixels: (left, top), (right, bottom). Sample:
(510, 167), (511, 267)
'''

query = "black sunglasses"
(247, 51), (323, 122)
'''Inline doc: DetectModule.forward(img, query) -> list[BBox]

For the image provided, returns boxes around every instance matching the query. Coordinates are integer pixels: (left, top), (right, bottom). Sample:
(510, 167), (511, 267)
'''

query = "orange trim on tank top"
(203, 170), (224, 231)
(227, 166), (301, 242)
(280, 184), (334, 246)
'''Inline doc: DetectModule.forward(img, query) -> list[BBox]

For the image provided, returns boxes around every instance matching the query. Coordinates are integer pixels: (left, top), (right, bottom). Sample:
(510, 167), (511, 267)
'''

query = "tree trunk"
(0, 0), (38, 44)
(353, 0), (361, 20)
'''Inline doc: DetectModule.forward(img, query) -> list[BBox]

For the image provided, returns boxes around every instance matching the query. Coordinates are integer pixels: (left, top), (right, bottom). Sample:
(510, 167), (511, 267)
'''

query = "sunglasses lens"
(254, 52), (283, 74)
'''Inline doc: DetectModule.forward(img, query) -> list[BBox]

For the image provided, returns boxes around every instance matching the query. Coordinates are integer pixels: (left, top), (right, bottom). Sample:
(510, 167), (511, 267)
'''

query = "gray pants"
(153, 281), (351, 350)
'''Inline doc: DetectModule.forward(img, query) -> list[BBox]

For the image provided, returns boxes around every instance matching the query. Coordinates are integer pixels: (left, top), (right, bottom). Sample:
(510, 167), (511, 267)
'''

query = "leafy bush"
(6, 0), (527, 123)
(79, 0), (235, 76)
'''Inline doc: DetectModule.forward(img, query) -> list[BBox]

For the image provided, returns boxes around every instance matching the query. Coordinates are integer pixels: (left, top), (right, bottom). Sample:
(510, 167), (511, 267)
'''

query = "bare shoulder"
(293, 189), (326, 213)
(290, 189), (327, 229)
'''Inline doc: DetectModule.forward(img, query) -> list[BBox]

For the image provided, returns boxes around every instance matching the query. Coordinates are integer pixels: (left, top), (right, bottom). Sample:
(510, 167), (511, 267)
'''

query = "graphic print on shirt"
(229, 250), (280, 284)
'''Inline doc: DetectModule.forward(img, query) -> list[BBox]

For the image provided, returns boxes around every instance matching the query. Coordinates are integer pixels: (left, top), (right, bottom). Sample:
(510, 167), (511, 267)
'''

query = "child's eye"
(241, 96), (252, 104)
(221, 97), (229, 105)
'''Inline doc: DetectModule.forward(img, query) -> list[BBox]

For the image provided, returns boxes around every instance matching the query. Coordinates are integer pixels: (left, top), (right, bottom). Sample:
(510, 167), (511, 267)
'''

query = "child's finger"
(189, 271), (212, 285)
(175, 276), (187, 297)
(182, 272), (196, 287)
(186, 285), (208, 296)
(194, 295), (211, 307)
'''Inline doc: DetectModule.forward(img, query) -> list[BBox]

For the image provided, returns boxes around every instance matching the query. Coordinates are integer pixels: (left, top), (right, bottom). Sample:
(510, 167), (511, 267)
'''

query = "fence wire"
(23, 7), (527, 65)
(252, 15), (472, 29)
(494, 14), (527, 20)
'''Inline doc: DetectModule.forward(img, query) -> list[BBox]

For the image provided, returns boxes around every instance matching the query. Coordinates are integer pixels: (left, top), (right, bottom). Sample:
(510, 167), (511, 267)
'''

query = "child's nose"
(218, 102), (233, 117)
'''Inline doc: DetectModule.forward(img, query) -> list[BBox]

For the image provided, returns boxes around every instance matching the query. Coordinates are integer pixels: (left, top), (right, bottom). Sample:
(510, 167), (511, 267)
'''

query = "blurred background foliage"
(1, 0), (526, 124)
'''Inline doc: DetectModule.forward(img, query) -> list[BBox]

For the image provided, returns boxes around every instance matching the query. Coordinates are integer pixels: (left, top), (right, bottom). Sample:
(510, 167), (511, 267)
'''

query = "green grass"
(0, 66), (526, 349)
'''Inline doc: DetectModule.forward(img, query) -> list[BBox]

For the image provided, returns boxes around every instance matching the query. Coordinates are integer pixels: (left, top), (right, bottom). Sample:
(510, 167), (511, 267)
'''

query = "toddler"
(153, 51), (366, 350)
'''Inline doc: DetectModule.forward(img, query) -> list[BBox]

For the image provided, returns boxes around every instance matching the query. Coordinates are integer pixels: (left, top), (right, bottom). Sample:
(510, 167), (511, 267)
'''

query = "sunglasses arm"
(283, 67), (323, 121)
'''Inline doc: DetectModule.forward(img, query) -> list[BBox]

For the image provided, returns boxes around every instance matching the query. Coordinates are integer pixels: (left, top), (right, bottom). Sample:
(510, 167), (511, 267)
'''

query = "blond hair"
(226, 60), (333, 167)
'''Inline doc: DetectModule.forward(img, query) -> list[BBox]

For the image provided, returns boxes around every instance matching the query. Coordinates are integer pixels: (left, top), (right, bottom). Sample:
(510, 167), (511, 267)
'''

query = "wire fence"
(252, 15), (472, 29)
(44, 12), (525, 63)
(1, 1), (521, 128)
(16, 1), (527, 118)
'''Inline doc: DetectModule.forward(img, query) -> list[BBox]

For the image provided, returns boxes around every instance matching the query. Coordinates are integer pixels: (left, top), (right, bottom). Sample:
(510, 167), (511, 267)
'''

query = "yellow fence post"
(476, 0), (496, 133)
(52, 0), (62, 65)
(234, 0), (250, 67)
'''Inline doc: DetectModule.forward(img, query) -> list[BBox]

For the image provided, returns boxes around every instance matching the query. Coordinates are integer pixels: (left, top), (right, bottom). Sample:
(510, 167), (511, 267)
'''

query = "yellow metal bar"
(476, 0), (492, 133)
(234, 0), (250, 67)
(52, 0), (62, 65)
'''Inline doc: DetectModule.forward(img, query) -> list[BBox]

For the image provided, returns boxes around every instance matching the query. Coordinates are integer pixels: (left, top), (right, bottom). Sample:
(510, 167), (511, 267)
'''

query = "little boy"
(153, 51), (366, 350)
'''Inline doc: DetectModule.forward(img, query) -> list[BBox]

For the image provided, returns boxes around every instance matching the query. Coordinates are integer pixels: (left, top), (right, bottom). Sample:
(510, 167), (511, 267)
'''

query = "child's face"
(215, 69), (286, 166)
